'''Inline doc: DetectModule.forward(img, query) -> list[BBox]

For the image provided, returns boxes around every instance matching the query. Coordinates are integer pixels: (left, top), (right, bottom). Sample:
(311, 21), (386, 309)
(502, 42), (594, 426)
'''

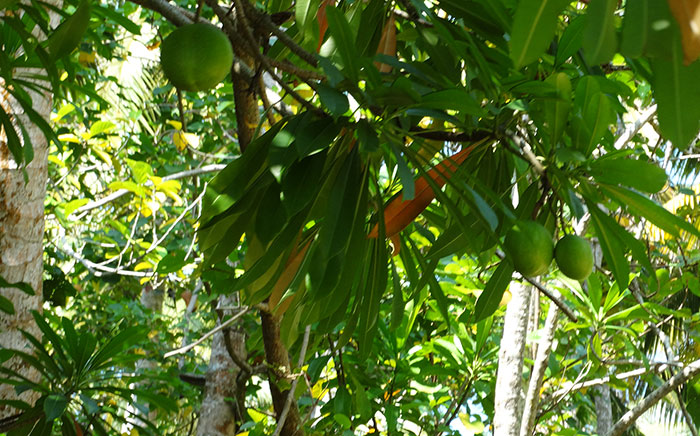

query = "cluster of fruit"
(504, 221), (594, 281)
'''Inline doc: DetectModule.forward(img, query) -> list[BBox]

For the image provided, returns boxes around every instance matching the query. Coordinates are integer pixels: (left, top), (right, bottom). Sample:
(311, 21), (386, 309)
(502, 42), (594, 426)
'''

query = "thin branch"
(128, 0), (197, 26)
(613, 105), (656, 150)
(164, 307), (251, 358)
(53, 242), (151, 277)
(550, 362), (676, 399)
(75, 164), (225, 214)
(520, 275), (577, 322)
(605, 359), (700, 436)
(271, 325), (312, 436)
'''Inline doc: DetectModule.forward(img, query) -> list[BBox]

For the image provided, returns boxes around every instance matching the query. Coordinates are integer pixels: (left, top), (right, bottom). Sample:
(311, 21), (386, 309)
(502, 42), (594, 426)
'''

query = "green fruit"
(159, 23), (234, 92)
(46, 0), (91, 60)
(504, 221), (554, 277)
(554, 235), (594, 281)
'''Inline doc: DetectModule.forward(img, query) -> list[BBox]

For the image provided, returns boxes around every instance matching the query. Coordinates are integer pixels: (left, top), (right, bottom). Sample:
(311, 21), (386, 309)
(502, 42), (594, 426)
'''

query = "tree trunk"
(520, 302), (559, 436)
(197, 294), (246, 436)
(494, 282), (531, 436)
(261, 311), (304, 436)
(0, 2), (61, 418)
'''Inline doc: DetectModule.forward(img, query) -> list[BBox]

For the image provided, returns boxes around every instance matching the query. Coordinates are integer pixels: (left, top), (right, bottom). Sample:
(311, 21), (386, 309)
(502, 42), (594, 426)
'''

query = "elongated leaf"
(296, 0), (319, 41)
(587, 203), (630, 290)
(583, 0), (618, 65)
(621, 0), (649, 58)
(0, 290), (14, 314)
(545, 72), (572, 146)
(324, 6), (359, 80)
(473, 261), (514, 323)
(589, 157), (667, 193)
(556, 15), (585, 65)
(601, 184), (700, 239)
(651, 38), (700, 148)
(510, 0), (569, 68)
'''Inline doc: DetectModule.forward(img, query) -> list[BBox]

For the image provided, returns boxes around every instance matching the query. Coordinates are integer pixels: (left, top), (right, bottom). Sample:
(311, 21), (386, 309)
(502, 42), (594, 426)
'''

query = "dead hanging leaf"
(316, 0), (335, 53)
(268, 238), (313, 315)
(667, 0), (700, 64)
(375, 15), (397, 73)
(368, 142), (481, 239)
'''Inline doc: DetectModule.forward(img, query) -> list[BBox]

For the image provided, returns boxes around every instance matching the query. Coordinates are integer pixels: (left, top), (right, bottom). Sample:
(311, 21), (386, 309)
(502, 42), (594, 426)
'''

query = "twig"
(605, 359), (700, 436)
(271, 325), (311, 436)
(164, 306), (251, 358)
(75, 164), (225, 214)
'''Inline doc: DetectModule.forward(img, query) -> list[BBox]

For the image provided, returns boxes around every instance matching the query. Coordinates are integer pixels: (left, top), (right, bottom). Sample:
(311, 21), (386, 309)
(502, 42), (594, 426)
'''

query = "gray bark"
(494, 282), (531, 436)
(520, 303), (559, 436)
(197, 295), (246, 436)
(0, 1), (61, 418)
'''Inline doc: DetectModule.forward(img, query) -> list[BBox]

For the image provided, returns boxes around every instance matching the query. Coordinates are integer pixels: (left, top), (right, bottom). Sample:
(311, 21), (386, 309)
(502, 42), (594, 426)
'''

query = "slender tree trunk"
(520, 302), (559, 436)
(197, 295), (246, 436)
(493, 282), (531, 436)
(0, 2), (61, 418)
(261, 310), (304, 436)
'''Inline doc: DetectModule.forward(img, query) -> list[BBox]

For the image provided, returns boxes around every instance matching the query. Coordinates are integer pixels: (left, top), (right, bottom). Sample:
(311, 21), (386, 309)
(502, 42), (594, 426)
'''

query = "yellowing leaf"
(667, 0), (700, 64)
(58, 133), (81, 143)
(166, 120), (182, 130)
(134, 261), (153, 271)
(247, 408), (268, 423)
(172, 130), (198, 151)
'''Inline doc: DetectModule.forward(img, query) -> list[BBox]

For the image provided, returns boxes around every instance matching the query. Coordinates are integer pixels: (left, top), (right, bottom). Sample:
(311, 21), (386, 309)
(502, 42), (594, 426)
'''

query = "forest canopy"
(2, 1), (700, 435)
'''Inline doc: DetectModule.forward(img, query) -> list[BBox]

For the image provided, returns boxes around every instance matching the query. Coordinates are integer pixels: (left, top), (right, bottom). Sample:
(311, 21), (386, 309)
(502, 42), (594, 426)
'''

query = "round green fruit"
(160, 23), (233, 92)
(554, 235), (594, 281)
(504, 221), (554, 277)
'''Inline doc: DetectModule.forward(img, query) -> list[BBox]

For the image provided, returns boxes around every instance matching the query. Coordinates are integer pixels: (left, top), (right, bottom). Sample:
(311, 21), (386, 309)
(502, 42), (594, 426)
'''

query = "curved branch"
(606, 359), (700, 436)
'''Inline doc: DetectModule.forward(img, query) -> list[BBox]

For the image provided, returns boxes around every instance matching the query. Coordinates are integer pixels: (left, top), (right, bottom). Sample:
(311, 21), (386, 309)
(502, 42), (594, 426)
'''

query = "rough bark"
(520, 303), (559, 436)
(261, 311), (304, 436)
(493, 282), (531, 436)
(197, 295), (246, 436)
(0, 1), (61, 418)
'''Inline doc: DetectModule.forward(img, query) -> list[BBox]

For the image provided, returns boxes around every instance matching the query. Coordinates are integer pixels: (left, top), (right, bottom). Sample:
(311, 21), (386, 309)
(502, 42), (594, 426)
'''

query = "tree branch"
(163, 307), (251, 358)
(605, 359), (700, 436)
(75, 164), (225, 214)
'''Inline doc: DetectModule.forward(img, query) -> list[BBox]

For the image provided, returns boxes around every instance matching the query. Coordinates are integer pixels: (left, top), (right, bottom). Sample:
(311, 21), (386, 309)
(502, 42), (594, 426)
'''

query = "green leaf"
(0, 295), (13, 314)
(509, 0), (568, 68)
(587, 203), (630, 290)
(620, 0), (649, 58)
(125, 158), (153, 184)
(43, 394), (69, 421)
(0, 276), (34, 295)
(473, 261), (514, 323)
(589, 157), (667, 192)
(391, 143), (415, 201)
(556, 14), (585, 65)
(583, 0), (618, 65)
(324, 6), (360, 80)
(295, 0), (319, 41)
(601, 184), (700, 239)
(651, 39), (700, 149)
(544, 72), (572, 146)
(316, 84), (349, 117)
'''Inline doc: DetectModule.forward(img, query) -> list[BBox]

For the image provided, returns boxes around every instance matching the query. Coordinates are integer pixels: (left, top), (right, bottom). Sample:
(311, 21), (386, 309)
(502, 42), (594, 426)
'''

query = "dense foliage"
(3, 0), (700, 435)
